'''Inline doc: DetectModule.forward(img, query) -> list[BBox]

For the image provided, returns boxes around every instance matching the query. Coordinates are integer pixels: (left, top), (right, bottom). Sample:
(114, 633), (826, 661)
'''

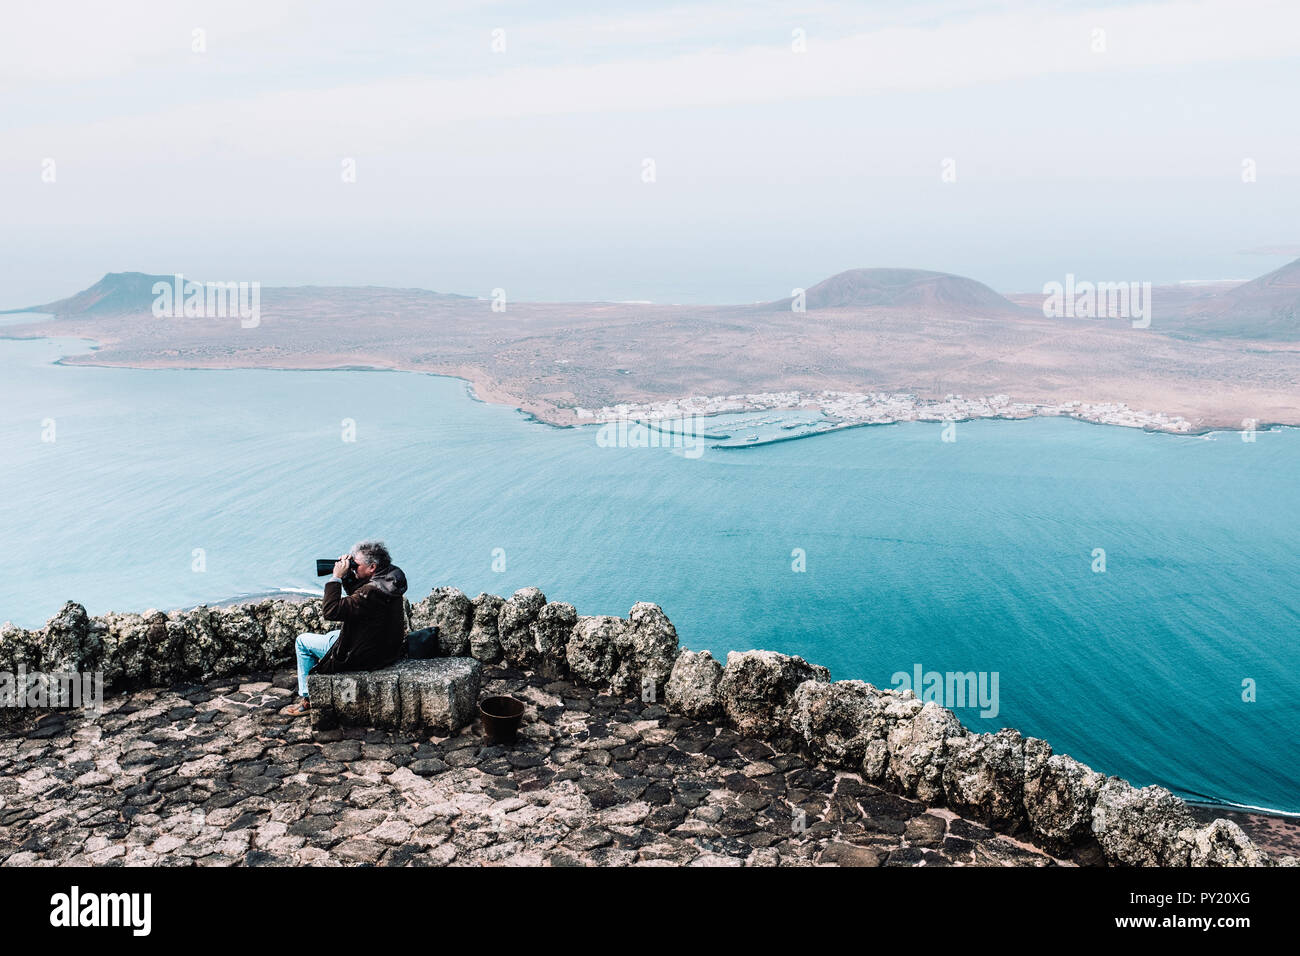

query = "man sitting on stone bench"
(282, 540), (408, 717)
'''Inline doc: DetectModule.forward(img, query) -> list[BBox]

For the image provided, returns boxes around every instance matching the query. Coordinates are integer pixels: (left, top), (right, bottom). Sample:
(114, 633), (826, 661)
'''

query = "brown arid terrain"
(4, 263), (1299, 431)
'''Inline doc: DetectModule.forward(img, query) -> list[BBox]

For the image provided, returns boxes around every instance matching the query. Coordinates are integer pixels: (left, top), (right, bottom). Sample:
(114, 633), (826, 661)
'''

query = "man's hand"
(332, 553), (351, 579)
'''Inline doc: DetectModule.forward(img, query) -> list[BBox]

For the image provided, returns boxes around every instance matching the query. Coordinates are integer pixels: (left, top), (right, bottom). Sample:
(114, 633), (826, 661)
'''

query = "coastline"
(602, 403), (1286, 450)
(3, 321), (1294, 439)
(5, 314), (1294, 442)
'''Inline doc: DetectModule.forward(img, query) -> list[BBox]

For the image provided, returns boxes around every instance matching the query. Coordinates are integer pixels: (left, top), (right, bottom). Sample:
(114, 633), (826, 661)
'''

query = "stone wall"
(2, 588), (1292, 868)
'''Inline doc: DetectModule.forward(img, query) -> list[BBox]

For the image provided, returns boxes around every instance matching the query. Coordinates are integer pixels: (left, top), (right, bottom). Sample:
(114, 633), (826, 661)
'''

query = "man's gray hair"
(351, 540), (391, 569)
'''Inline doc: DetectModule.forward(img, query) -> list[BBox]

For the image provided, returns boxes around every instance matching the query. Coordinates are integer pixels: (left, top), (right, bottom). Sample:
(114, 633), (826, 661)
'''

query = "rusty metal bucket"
(479, 695), (525, 745)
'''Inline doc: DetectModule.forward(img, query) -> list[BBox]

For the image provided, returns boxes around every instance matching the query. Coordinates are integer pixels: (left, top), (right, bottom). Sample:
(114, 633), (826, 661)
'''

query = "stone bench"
(307, 657), (481, 735)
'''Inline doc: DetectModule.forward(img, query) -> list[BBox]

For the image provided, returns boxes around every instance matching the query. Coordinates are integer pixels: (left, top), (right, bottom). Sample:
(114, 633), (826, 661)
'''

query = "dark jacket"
(310, 563), (408, 675)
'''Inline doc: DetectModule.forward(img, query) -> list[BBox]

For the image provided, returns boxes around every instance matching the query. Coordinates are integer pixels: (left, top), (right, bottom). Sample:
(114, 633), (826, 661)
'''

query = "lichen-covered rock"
(1091, 778), (1198, 866)
(144, 611), (186, 686)
(1022, 736), (1053, 779)
(171, 606), (223, 680)
(787, 679), (887, 770)
(1188, 819), (1269, 866)
(566, 616), (623, 685)
(532, 602), (577, 677)
(1023, 749), (1105, 854)
(410, 587), (474, 657)
(886, 700), (967, 803)
(497, 587), (546, 668)
(36, 601), (99, 673)
(91, 609), (172, 690)
(942, 729), (1027, 830)
(0, 621), (38, 673)
(469, 593), (505, 663)
(718, 650), (831, 739)
(666, 649), (723, 719)
(609, 603), (679, 699)
(209, 605), (267, 676)
(858, 692), (924, 785)
(862, 738), (890, 784)
(407, 594), (433, 631)
(249, 598), (325, 669)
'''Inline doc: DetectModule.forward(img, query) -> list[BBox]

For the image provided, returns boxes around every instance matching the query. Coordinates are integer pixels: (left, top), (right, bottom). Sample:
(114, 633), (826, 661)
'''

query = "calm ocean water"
(2, 328), (1297, 813)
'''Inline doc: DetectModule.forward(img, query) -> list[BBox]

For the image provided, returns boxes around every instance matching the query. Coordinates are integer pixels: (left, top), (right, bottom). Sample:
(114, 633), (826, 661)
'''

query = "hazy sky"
(2, 0), (1298, 305)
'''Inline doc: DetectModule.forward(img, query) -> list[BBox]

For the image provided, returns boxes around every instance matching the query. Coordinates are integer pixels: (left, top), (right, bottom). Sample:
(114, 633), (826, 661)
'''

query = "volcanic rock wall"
(1, 587), (1290, 868)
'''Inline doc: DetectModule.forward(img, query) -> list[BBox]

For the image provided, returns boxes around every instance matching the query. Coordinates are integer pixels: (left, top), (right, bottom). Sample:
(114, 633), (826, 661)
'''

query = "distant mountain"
(14, 262), (1298, 339)
(1157, 257), (1300, 340)
(1225, 256), (1300, 300)
(1, 272), (176, 316)
(770, 268), (1024, 313)
(1211, 256), (1300, 337)
(1, 272), (474, 316)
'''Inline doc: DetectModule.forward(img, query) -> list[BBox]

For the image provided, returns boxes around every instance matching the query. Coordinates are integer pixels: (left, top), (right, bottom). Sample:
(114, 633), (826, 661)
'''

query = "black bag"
(406, 626), (441, 659)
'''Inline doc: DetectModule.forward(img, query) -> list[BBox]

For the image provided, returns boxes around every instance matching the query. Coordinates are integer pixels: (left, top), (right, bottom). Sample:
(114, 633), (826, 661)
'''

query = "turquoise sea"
(1, 324), (1297, 814)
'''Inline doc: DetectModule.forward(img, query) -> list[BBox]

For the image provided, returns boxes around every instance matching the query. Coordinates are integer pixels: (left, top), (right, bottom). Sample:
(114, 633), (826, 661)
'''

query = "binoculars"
(316, 556), (358, 577)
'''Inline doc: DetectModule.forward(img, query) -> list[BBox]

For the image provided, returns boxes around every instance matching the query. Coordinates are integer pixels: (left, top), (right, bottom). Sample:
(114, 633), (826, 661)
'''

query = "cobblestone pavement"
(0, 664), (1068, 866)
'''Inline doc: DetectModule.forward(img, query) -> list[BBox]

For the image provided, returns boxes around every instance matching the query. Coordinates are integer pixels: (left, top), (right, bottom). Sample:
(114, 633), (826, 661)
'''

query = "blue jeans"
(295, 629), (340, 697)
